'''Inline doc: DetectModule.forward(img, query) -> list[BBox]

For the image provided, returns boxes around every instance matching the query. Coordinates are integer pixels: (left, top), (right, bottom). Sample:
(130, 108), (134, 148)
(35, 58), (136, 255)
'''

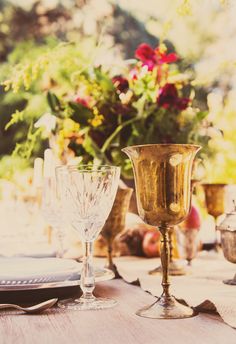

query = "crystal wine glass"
(41, 175), (66, 257)
(57, 164), (120, 311)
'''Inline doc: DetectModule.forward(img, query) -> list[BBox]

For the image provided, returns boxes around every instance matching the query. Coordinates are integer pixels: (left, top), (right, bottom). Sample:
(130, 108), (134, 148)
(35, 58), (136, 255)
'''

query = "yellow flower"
(89, 115), (104, 128)
(159, 43), (167, 54)
(62, 118), (80, 136)
(177, 0), (192, 16)
(87, 107), (104, 127)
(89, 108), (104, 127)
(56, 130), (66, 155)
(2, 79), (11, 92)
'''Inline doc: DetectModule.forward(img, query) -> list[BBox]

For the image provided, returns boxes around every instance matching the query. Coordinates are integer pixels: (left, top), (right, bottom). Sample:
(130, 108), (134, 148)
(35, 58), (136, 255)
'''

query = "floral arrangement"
(2, 41), (215, 178)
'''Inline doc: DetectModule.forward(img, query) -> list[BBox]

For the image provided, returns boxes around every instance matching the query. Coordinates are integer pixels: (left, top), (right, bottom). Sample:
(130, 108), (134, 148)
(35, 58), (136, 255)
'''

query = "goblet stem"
(169, 229), (173, 264)
(107, 240), (113, 270)
(81, 241), (95, 301)
(187, 259), (192, 266)
(159, 225), (171, 298)
(214, 217), (220, 252)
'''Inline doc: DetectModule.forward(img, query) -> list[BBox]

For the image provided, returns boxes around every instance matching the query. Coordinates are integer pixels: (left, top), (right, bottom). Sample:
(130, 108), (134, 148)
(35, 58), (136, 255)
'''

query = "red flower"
(112, 75), (129, 93)
(157, 83), (190, 111)
(176, 97), (190, 110)
(74, 96), (90, 108)
(135, 43), (178, 71)
(158, 52), (178, 64)
(135, 43), (157, 71)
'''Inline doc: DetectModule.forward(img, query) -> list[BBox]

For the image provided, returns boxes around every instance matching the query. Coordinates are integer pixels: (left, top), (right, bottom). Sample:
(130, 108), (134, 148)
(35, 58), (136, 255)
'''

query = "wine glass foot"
(57, 297), (117, 310)
(136, 295), (197, 319)
(223, 275), (236, 285)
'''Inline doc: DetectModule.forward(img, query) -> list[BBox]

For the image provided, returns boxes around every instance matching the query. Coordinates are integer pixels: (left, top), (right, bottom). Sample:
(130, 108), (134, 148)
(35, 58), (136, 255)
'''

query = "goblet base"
(57, 297), (117, 311)
(214, 243), (221, 253)
(106, 263), (121, 279)
(149, 261), (186, 276)
(223, 274), (236, 285)
(136, 295), (197, 319)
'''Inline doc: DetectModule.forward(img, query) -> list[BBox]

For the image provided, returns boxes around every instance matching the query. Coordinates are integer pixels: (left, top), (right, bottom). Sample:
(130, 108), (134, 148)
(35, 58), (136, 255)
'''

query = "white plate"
(0, 257), (114, 291)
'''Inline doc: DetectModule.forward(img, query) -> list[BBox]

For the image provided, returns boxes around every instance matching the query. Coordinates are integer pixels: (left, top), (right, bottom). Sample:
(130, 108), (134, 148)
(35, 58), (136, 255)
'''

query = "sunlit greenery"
(0, 0), (236, 182)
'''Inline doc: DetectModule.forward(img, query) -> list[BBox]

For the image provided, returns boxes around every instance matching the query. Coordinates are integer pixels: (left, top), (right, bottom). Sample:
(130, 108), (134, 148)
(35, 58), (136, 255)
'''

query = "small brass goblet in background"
(149, 227), (186, 276)
(101, 186), (133, 278)
(148, 179), (199, 275)
(177, 204), (201, 266)
(202, 183), (226, 251)
(178, 228), (200, 266)
(123, 143), (200, 319)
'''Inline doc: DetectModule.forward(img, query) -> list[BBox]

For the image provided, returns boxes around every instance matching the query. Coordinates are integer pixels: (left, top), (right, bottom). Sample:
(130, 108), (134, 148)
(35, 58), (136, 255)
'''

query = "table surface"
(0, 279), (236, 344)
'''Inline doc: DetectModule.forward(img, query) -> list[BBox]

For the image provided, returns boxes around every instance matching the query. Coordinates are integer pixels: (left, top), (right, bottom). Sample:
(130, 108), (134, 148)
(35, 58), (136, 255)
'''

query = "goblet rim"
(201, 183), (227, 187)
(67, 164), (120, 173)
(122, 143), (201, 151)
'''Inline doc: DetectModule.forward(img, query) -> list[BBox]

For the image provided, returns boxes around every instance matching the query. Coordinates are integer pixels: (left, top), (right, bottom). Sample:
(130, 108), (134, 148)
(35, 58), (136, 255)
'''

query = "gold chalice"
(122, 143), (200, 319)
(101, 187), (133, 278)
(202, 183), (226, 251)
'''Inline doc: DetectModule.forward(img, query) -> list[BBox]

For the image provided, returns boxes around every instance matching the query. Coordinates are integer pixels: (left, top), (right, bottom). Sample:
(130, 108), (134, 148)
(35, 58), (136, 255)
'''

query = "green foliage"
(4, 109), (24, 130)
(0, 155), (29, 180)
(1, 39), (216, 178)
(12, 124), (43, 160)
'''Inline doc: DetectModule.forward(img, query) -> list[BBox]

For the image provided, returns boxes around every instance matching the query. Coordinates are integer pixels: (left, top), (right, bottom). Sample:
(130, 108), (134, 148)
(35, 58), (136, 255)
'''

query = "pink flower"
(157, 83), (190, 111)
(112, 75), (129, 93)
(129, 68), (138, 81)
(135, 43), (178, 71)
(74, 96), (90, 108)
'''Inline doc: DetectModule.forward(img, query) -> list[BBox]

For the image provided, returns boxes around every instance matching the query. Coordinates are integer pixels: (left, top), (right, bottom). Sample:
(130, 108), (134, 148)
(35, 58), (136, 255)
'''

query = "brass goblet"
(202, 183), (226, 251)
(122, 143), (201, 319)
(101, 187), (133, 278)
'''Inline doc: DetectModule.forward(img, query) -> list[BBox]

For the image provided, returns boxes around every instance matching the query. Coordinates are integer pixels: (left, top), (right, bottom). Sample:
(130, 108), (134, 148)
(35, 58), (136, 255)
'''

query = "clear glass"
(41, 175), (66, 257)
(56, 164), (120, 310)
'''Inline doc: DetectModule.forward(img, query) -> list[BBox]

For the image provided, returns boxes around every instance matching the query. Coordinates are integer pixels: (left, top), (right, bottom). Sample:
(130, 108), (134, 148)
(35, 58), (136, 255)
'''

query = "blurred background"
(0, 0), (236, 257)
(0, 0), (236, 182)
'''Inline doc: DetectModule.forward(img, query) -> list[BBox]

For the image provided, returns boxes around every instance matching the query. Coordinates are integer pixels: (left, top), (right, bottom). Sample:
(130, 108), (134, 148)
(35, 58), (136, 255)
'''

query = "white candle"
(33, 158), (43, 188)
(43, 149), (55, 178)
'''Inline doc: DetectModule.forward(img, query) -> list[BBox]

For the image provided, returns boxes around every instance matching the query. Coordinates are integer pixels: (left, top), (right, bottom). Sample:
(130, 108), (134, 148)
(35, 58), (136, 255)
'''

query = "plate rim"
(0, 268), (114, 291)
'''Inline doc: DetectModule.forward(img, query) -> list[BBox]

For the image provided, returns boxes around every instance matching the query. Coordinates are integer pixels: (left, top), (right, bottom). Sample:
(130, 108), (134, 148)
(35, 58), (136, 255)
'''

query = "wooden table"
(0, 279), (235, 344)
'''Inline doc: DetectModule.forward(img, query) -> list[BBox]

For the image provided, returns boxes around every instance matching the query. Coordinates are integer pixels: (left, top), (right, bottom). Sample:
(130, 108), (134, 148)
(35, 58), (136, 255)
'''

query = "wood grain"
(0, 280), (235, 344)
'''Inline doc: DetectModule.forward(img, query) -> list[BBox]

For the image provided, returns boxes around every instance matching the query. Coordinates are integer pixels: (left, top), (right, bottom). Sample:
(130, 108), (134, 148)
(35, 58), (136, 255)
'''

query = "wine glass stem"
(81, 241), (95, 300)
(56, 228), (64, 258)
(160, 226), (171, 298)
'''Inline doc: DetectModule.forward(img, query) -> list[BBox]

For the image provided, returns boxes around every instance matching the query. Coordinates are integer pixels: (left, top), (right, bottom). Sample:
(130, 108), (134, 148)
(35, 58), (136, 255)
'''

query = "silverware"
(0, 298), (58, 314)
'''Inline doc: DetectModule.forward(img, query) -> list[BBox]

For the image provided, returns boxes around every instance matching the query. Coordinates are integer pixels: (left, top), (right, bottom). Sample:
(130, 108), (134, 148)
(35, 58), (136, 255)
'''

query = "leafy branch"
(5, 110), (24, 130)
